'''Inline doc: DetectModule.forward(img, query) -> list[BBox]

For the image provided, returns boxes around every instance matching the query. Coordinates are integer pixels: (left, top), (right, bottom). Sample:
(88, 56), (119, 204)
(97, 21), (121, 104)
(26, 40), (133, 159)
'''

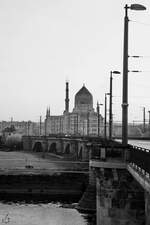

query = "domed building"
(45, 82), (103, 136)
(73, 85), (94, 113)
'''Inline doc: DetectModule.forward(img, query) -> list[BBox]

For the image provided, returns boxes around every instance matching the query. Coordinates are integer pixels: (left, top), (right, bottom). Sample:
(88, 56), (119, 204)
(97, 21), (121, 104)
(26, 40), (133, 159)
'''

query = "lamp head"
(112, 71), (121, 74)
(130, 4), (146, 11)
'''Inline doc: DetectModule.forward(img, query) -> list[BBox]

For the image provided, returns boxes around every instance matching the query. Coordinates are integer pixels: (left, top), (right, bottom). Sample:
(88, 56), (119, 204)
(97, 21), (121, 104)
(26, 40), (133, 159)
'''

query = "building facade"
(45, 82), (104, 136)
(0, 120), (45, 137)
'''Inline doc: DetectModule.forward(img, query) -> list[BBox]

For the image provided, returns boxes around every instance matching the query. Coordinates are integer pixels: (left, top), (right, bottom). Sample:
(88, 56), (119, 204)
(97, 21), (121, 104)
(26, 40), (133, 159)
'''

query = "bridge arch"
(32, 142), (43, 152)
(48, 142), (57, 153)
(77, 142), (88, 161)
(78, 146), (83, 160)
(65, 143), (70, 154)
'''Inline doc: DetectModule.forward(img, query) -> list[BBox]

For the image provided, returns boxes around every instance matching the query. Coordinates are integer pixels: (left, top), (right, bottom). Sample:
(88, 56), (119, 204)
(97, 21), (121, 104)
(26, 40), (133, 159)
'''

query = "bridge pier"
(77, 164), (96, 212)
(96, 168), (145, 225)
(145, 192), (150, 225)
(81, 144), (89, 161)
(23, 136), (32, 151)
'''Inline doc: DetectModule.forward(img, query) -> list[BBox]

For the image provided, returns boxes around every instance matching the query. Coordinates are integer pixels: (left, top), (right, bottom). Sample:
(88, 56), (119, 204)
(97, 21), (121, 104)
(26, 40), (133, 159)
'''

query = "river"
(0, 200), (95, 225)
(0, 150), (95, 225)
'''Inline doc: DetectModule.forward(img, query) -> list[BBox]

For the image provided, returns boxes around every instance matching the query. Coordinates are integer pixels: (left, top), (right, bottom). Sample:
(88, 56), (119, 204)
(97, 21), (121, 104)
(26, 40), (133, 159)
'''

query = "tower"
(64, 81), (69, 113)
(46, 107), (50, 119)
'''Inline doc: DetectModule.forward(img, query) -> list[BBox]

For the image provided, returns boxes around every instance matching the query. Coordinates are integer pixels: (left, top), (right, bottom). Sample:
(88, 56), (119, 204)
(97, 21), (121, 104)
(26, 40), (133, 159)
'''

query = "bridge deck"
(90, 140), (150, 192)
(90, 159), (126, 169)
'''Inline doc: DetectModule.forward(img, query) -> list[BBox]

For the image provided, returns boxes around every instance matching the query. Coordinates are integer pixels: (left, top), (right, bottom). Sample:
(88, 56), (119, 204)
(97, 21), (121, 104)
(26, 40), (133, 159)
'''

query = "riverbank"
(0, 150), (89, 199)
(0, 172), (88, 200)
(0, 150), (89, 172)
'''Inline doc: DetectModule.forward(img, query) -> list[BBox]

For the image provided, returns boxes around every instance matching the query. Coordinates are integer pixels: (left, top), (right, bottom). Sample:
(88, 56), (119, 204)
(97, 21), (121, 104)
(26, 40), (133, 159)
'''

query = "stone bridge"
(22, 135), (89, 161)
(83, 142), (150, 225)
(9, 135), (150, 224)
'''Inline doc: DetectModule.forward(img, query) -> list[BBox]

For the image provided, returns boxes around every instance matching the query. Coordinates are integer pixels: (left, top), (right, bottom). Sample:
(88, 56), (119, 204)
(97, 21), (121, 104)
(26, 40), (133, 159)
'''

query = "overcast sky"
(0, 0), (150, 123)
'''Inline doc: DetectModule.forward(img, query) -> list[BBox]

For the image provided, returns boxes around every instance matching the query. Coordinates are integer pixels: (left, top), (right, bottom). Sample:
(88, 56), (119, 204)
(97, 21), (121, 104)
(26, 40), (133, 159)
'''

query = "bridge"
(17, 135), (150, 224)
(85, 141), (150, 225)
(22, 135), (110, 161)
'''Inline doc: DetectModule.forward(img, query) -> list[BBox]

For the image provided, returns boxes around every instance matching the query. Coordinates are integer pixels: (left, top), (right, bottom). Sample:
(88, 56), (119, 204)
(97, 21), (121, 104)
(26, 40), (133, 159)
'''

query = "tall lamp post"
(104, 93), (110, 139)
(148, 110), (150, 133)
(97, 102), (103, 136)
(143, 107), (146, 133)
(39, 116), (42, 136)
(122, 4), (146, 146)
(109, 71), (120, 140)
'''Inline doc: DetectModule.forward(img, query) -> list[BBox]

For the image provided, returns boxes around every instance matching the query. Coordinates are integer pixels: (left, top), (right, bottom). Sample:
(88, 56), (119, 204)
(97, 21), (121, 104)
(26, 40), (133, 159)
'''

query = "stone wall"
(96, 168), (145, 225)
(145, 192), (150, 225)
(0, 173), (88, 199)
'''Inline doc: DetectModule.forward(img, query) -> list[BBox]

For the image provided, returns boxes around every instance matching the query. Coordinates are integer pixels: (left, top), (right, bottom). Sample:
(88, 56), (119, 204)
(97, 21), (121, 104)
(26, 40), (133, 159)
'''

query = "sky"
(0, 0), (150, 123)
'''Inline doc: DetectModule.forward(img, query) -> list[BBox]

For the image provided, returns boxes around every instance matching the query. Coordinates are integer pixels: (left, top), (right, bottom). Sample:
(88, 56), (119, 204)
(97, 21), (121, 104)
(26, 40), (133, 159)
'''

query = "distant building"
(0, 120), (44, 137)
(0, 120), (27, 136)
(0, 83), (104, 137)
(45, 82), (104, 136)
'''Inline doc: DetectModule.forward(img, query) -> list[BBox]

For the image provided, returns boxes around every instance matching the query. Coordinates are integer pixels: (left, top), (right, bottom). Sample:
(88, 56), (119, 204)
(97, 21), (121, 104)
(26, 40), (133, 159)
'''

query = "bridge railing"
(128, 145), (150, 178)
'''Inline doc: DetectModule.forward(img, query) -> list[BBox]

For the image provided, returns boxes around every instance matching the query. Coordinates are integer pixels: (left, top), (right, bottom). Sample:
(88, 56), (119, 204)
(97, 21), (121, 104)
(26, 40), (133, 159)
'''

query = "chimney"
(65, 81), (69, 113)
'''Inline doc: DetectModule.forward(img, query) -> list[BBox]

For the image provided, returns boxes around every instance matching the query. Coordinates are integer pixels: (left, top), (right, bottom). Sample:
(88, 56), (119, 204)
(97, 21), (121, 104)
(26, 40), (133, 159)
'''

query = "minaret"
(48, 107), (50, 117)
(65, 81), (69, 113)
(46, 108), (48, 119)
(46, 107), (50, 119)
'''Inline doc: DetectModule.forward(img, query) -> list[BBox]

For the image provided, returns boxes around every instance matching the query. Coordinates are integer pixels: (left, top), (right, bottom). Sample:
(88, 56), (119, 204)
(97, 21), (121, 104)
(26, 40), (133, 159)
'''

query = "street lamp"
(97, 102), (103, 136)
(104, 93), (110, 139)
(109, 71), (120, 140)
(39, 116), (42, 136)
(143, 107), (146, 133)
(122, 4), (146, 146)
(148, 111), (150, 132)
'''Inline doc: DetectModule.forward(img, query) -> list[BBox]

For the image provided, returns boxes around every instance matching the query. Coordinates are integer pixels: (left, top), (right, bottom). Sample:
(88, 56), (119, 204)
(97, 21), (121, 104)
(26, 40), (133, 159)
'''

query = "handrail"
(133, 146), (150, 153)
(128, 144), (150, 175)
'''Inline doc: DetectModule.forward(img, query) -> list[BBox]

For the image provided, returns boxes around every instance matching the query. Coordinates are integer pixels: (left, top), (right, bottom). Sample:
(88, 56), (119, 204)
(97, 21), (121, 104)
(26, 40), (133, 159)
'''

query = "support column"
(77, 144), (96, 212)
(22, 136), (32, 151)
(96, 169), (145, 225)
(81, 144), (89, 162)
(145, 191), (150, 225)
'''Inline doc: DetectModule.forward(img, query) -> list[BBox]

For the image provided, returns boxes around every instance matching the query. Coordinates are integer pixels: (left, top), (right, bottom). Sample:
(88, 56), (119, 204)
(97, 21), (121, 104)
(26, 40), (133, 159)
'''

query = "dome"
(75, 86), (93, 105)
(73, 85), (93, 112)
(76, 85), (92, 97)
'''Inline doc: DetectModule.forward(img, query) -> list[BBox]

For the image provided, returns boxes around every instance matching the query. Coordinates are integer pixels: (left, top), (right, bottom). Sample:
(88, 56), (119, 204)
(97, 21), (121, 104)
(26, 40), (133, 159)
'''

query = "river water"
(0, 201), (95, 225)
(0, 149), (95, 225)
